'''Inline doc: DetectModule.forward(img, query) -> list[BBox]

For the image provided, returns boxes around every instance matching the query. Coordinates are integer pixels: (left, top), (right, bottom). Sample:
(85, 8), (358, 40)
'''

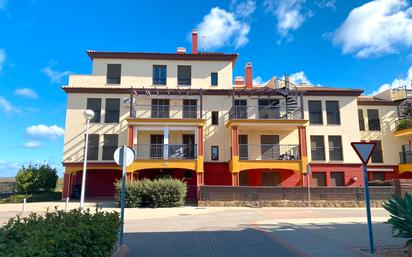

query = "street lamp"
(80, 109), (95, 209)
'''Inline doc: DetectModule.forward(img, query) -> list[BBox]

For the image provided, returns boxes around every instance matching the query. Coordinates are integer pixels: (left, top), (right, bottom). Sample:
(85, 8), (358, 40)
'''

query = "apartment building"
(61, 30), (412, 200)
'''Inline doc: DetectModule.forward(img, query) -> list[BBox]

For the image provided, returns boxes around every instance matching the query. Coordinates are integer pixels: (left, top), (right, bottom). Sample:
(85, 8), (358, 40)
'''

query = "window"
(330, 172), (345, 186)
(312, 172), (327, 187)
(262, 172), (281, 186)
(367, 109), (381, 131)
(151, 99), (170, 118)
(258, 99), (280, 119)
(87, 134), (99, 160)
(102, 134), (118, 160)
(372, 172), (385, 181)
(86, 98), (101, 123)
(184, 171), (193, 179)
(211, 111), (219, 125)
(234, 99), (247, 119)
(177, 65), (191, 85)
(104, 99), (120, 123)
(211, 146), (219, 160)
(371, 140), (383, 163)
(358, 109), (365, 131)
(183, 99), (197, 118)
(308, 101), (323, 124)
(211, 72), (218, 86)
(106, 64), (121, 84)
(310, 136), (325, 161)
(326, 101), (340, 125)
(328, 136), (343, 161)
(153, 65), (167, 85)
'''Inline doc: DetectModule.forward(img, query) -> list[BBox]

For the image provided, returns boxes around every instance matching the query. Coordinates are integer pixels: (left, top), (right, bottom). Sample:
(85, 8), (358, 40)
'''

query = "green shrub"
(15, 164), (58, 194)
(396, 119), (412, 131)
(0, 208), (120, 257)
(115, 178), (187, 208)
(383, 193), (412, 247)
(0, 192), (62, 204)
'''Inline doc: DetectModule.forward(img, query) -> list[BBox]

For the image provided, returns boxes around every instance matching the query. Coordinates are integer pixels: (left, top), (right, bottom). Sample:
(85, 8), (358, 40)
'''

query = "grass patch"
(0, 192), (61, 204)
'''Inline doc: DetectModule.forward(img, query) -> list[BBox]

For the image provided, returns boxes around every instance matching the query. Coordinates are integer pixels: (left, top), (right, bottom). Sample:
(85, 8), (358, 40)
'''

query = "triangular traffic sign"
(351, 142), (376, 165)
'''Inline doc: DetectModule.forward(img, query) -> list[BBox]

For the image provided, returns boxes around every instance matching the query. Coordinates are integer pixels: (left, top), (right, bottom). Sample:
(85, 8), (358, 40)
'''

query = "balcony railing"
(178, 79), (191, 86)
(395, 118), (412, 131)
(238, 144), (300, 161)
(136, 144), (197, 160)
(229, 106), (302, 120)
(399, 151), (412, 164)
(131, 105), (200, 119)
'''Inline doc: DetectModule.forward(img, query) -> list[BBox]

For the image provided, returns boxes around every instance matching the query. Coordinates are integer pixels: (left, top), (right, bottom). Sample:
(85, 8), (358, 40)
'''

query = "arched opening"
(71, 169), (122, 199)
(239, 169), (301, 187)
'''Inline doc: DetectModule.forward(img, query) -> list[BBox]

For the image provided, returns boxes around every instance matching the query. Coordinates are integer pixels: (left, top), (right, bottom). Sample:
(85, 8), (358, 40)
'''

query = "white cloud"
(195, 6), (253, 50)
(253, 76), (269, 85)
(41, 67), (70, 83)
(289, 71), (312, 85)
(264, 0), (310, 41)
(0, 49), (5, 71)
(333, 0), (412, 58)
(14, 88), (38, 99)
(372, 65), (412, 95)
(231, 0), (256, 18)
(24, 140), (42, 149)
(0, 96), (20, 114)
(26, 124), (64, 139)
(316, 0), (336, 10)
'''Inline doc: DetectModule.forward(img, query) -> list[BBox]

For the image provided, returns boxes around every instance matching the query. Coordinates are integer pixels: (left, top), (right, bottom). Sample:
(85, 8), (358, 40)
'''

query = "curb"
(111, 245), (129, 257)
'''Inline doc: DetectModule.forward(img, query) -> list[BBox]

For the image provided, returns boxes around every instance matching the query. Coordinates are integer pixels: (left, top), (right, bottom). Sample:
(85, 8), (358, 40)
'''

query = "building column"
(298, 126), (307, 158)
(128, 126), (134, 148)
(231, 126), (239, 157)
(197, 126), (203, 157)
(231, 173), (239, 186)
(163, 127), (169, 160)
(62, 172), (72, 199)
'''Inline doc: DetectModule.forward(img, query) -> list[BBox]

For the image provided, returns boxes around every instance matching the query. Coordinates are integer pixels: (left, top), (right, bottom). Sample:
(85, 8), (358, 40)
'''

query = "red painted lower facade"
(62, 162), (412, 199)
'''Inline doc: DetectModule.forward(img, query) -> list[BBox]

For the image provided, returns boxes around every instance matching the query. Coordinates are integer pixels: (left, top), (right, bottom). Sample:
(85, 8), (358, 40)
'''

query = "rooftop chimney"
(177, 47), (186, 54)
(192, 29), (198, 54)
(234, 76), (244, 86)
(245, 62), (253, 89)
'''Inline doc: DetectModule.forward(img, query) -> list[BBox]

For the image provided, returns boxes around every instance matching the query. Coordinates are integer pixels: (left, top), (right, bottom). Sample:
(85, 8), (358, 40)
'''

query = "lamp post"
(80, 109), (95, 209)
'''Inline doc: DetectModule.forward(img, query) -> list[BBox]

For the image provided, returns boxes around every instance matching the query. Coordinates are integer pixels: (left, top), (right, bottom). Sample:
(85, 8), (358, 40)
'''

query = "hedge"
(115, 178), (187, 208)
(0, 208), (120, 257)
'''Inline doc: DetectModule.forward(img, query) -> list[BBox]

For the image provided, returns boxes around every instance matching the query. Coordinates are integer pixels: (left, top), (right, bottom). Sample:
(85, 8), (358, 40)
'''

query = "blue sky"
(0, 0), (412, 177)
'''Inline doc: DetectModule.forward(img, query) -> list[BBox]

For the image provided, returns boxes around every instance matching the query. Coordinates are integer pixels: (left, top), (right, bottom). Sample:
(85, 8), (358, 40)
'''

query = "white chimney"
(177, 47), (186, 54)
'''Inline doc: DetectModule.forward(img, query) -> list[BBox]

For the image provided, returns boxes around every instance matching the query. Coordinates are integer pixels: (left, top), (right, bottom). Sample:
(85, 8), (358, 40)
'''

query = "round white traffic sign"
(114, 146), (135, 166)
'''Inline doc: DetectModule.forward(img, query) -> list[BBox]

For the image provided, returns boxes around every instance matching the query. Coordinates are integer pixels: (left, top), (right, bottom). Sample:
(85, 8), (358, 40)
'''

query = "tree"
(15, 163), (58, 194)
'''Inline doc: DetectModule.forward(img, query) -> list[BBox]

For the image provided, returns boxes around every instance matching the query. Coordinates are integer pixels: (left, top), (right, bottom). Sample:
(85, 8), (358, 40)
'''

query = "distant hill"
(0, 177), (15, 182)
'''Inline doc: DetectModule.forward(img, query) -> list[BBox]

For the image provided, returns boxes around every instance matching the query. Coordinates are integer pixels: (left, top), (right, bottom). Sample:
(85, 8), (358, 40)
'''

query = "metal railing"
(395, 118), (412, 131)
(153, 78), (167, 85)
(400, 151), (412, 164)
(238, 144), (300, 160)
(229, 106), (301, 120)
(136, 144), (197, 160)
(131, 104), (200, 119)
(106, 76), (121, 84)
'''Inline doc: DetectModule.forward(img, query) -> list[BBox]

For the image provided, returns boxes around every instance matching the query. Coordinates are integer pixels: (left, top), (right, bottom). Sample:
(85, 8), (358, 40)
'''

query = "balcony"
(394, 118), (412, 136)
(226, 105), (306, 129)
(238, 144), (300, 161)
(399, 151), (412, 174)
(231, 144), (304, 173)
(136, 144), (197, 160)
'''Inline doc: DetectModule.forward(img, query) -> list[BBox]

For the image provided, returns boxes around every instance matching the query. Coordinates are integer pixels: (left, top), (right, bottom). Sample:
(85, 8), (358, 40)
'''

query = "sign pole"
(119, 146), (126, 246)
(362, 164), (374, 253)
(351, 142), (376, 254)
(306, 164), (311, 209)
